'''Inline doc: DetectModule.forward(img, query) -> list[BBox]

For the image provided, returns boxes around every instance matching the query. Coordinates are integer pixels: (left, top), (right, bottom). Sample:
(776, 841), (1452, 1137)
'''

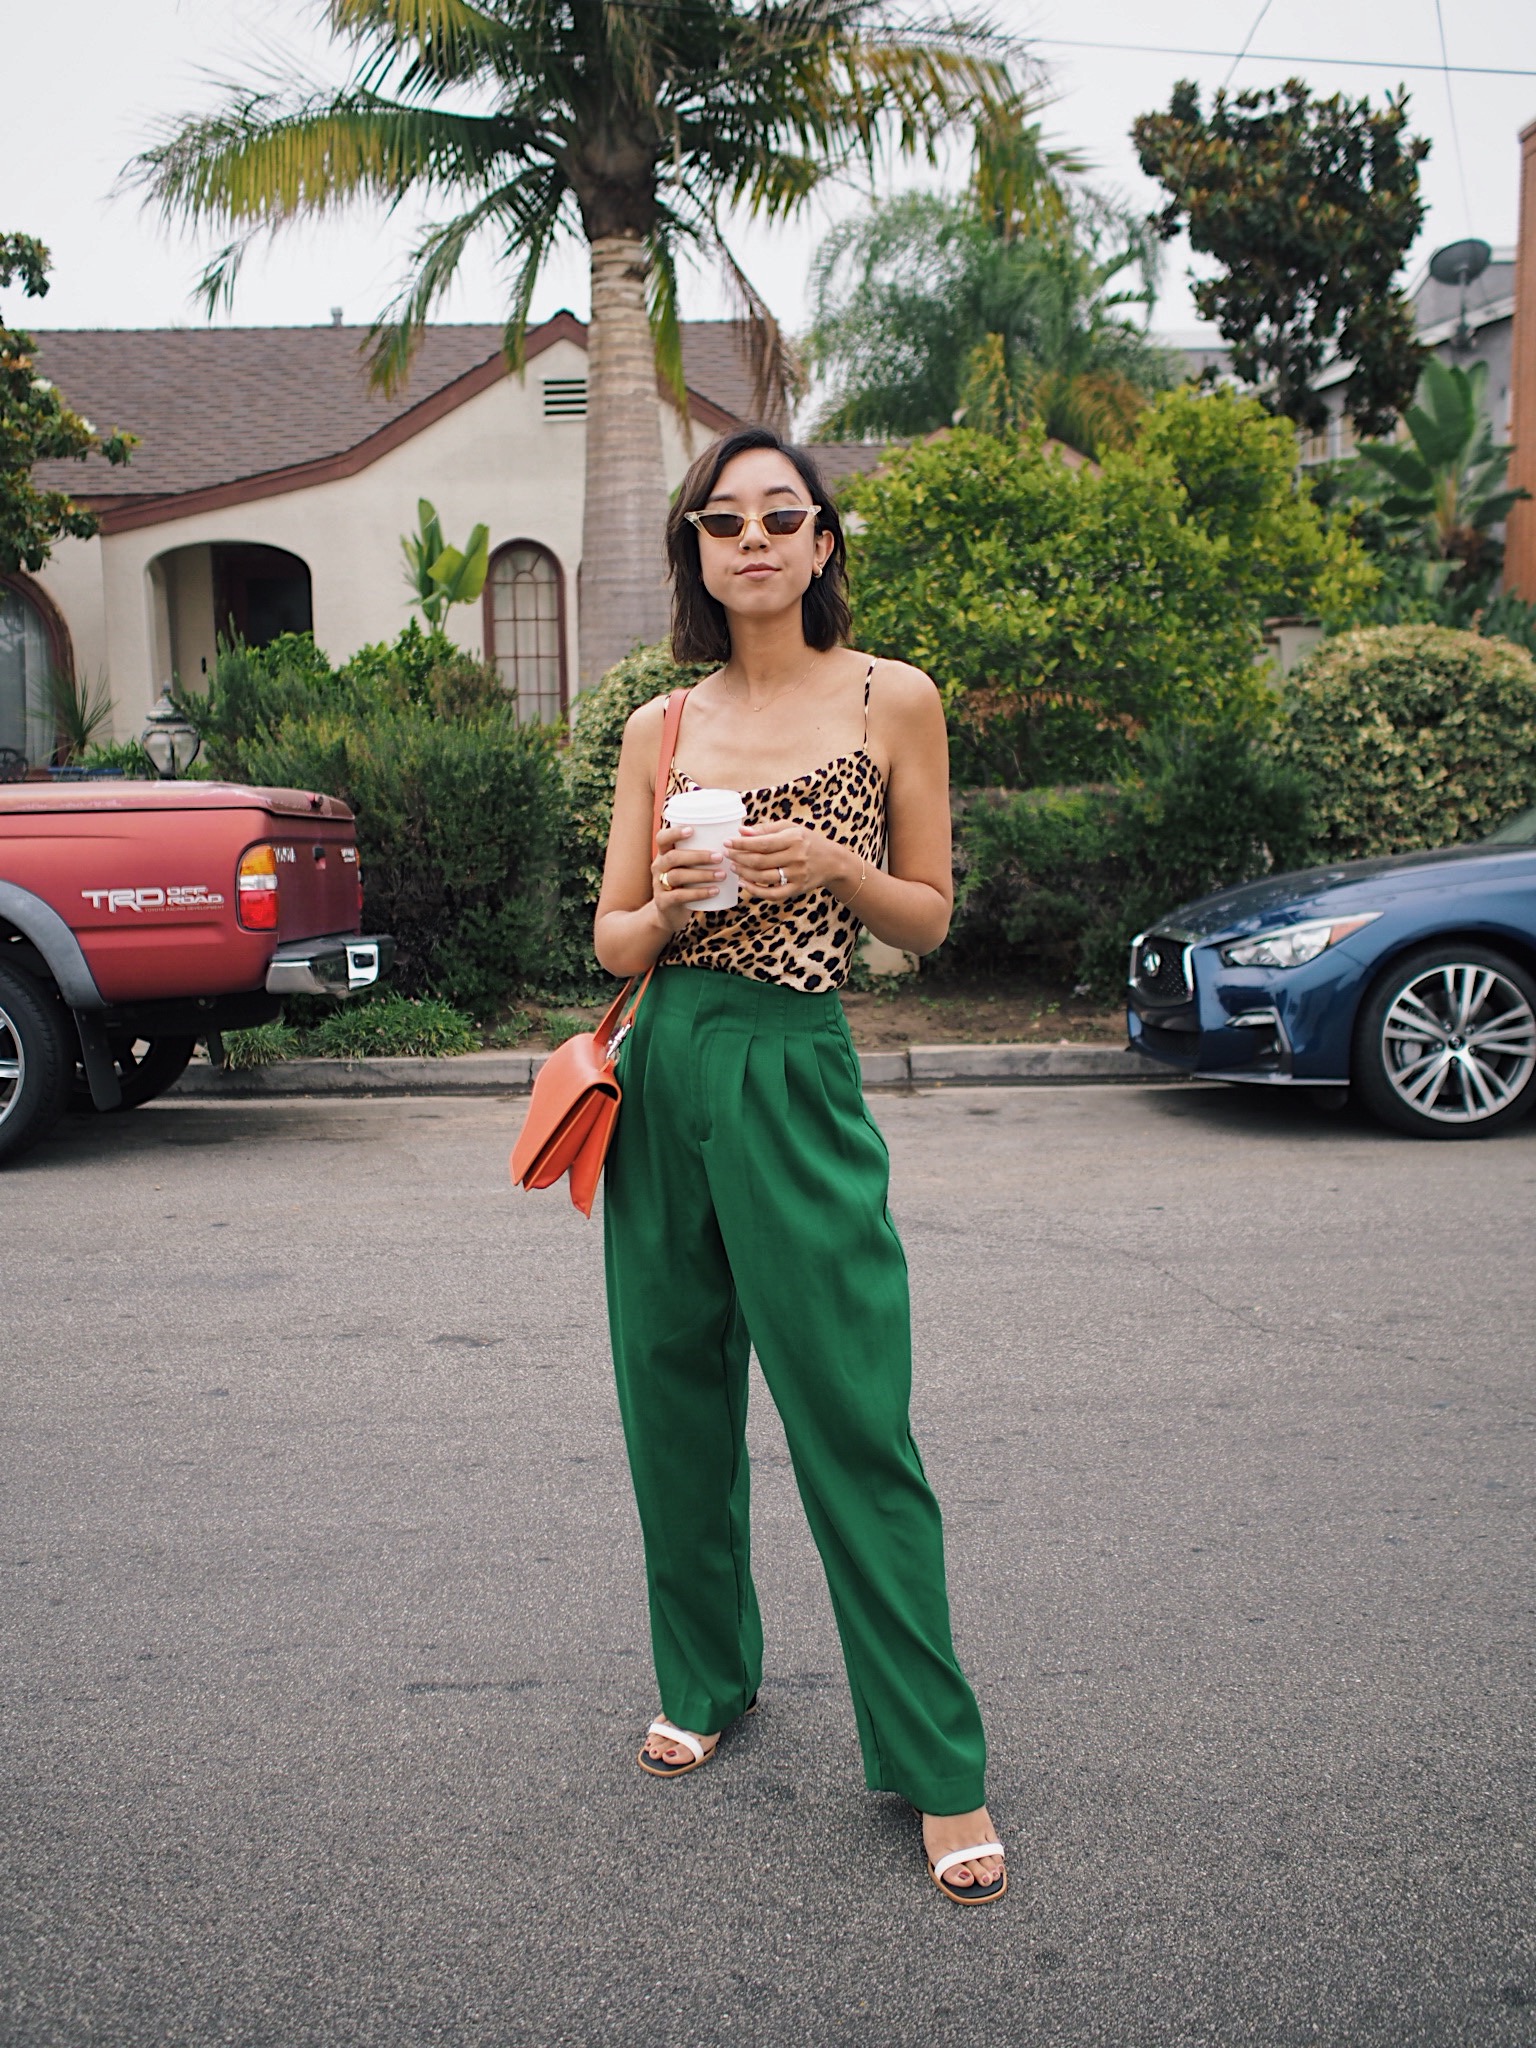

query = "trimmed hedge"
(1281, 624), (1536, 857)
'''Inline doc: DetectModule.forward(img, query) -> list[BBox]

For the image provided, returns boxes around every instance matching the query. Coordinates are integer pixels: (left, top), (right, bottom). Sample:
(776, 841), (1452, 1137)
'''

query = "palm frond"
(132, 88), (520, 230)
(681, 206), (803, 429)
(367, 168), (569, 389)
(325, 0), (508, 85)
(500, 172), (570, 374)
(645, 227), (690, 433)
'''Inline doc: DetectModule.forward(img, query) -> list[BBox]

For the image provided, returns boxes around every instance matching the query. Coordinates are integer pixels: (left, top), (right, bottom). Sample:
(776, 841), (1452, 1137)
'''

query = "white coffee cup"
(662, 787), (747, 910)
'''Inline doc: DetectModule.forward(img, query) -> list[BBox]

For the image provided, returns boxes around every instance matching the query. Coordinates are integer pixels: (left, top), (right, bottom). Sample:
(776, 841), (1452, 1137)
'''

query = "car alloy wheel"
(1355, 943), (1536, 1138)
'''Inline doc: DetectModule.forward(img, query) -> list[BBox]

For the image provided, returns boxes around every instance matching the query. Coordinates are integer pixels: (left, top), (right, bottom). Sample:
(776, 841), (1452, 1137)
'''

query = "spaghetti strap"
(863, 660), (874, 743)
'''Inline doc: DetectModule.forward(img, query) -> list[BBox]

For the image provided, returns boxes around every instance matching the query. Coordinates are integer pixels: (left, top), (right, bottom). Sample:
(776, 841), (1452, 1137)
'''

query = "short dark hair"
(666, 427), (851, 665)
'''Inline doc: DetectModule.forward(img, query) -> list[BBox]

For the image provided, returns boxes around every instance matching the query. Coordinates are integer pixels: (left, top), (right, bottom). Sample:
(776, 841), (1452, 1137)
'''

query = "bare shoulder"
(622, 693), (672, 748)
(856, 654), (944, 737)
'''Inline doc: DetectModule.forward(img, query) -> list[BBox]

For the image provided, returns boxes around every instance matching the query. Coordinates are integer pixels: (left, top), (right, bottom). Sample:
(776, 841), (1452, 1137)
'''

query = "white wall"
(32, 533), (108, 715)
(33, 337), (705, 742)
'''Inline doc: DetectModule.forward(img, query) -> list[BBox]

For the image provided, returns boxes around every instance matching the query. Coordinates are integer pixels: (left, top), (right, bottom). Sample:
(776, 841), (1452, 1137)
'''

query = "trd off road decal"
(80, 885), (226, 912)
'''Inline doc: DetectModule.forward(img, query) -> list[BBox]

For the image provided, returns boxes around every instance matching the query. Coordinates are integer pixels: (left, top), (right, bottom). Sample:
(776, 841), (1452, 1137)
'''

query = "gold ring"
(659, 868), (672, 890)
(777, 868), (788, 887)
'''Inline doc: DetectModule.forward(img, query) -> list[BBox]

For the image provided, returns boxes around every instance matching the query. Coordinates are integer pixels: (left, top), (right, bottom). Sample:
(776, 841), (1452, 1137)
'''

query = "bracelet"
(844, 858), (869, 910)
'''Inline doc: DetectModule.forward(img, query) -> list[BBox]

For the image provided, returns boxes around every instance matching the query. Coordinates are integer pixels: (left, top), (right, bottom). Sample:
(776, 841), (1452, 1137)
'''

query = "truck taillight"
(237, 844), (280, 931)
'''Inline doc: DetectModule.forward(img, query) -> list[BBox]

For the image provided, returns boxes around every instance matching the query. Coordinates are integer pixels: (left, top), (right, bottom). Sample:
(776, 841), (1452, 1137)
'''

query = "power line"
(1031, 35), (1536, 80)
(1432, 0), (1477, 235)
(1221, 0), (1274, 92)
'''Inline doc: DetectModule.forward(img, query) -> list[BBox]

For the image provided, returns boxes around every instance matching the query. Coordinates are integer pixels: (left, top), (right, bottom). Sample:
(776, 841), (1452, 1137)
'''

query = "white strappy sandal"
(636, 1693), (759, 1777)
(928, 1839), (1008, 1904)
(637, 1717), (715, 1777)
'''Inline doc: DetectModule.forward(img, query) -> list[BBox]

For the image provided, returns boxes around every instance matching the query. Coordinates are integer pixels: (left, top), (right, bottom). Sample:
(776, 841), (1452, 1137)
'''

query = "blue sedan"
(1127, 803), (1536, 1137)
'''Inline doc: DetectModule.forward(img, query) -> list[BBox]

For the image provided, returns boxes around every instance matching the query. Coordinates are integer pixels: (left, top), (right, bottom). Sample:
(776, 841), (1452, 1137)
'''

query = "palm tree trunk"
(579, 233), (673, 688)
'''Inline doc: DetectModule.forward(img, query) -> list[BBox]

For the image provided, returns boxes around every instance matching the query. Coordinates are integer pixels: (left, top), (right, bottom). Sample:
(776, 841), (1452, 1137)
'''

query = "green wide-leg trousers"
(603, 965), (987, 1815)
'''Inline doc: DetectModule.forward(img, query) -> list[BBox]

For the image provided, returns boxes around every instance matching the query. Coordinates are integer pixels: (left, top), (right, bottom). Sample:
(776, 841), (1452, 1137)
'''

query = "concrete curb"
(168, 1040), (1183, 1099)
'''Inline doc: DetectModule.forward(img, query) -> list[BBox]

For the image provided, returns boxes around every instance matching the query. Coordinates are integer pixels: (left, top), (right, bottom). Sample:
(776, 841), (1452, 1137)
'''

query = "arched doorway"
(0, 573), (71, 771)
(212, 543), (312, 646)
(149, 542), (313, 692)
(484, 541), (567, 723)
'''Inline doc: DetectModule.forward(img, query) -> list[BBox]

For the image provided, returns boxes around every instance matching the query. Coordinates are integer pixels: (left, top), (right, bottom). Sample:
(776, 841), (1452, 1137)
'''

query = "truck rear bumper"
(266, 934), (395, 998)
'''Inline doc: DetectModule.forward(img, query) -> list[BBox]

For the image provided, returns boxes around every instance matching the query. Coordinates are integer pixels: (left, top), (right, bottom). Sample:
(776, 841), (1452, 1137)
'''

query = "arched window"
(0, 575), (69, 771)
(485, 542), (566, 723)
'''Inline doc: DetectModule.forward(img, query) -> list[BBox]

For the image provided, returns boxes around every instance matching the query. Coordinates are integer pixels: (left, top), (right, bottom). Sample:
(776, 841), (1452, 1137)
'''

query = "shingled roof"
(29, 315), (767, 513)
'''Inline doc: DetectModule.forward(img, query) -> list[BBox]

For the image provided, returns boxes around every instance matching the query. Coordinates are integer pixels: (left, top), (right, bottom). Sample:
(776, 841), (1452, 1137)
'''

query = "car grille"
(1132, 933), (1192, 1004)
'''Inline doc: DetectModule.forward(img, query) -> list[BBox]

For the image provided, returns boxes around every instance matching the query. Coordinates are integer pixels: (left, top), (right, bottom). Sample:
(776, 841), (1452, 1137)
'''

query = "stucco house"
(1297, 246), (1518, 469)
(2, 314), (882, 766)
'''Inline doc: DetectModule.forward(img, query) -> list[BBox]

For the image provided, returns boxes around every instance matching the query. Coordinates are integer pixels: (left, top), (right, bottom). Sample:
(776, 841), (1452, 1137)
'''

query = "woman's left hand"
(726, 822), (848, 901)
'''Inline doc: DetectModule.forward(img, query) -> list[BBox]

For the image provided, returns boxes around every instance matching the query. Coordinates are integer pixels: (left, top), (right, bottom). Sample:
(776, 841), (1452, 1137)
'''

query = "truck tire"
(0, 960), (74, 1165)
(71, 1033), (197, 1114)
(1353, 942), (1536, 1138)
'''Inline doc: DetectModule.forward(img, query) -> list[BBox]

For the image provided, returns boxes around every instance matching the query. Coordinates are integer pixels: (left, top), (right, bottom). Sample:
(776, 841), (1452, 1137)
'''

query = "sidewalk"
(168, 1040), (1185, 1098)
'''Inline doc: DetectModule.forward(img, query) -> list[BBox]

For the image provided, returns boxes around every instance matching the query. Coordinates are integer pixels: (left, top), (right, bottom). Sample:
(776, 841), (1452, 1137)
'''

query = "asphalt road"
(2, 1083), (1533, 2048)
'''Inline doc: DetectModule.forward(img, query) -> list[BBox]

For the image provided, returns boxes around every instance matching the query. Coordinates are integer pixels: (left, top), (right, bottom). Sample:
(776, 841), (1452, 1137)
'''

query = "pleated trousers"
(603, 964), (987, 1815)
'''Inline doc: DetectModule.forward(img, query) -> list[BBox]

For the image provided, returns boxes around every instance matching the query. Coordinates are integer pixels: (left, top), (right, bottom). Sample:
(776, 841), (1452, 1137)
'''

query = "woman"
(593, 426), (1005, 1903)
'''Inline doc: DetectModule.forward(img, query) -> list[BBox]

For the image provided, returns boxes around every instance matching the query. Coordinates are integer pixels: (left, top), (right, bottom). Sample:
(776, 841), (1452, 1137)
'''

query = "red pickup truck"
(0, 779), (393, 1163)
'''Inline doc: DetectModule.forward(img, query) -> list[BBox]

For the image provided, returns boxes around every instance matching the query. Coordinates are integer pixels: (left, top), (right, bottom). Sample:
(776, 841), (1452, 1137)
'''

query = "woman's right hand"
(651, 823), (725, 931)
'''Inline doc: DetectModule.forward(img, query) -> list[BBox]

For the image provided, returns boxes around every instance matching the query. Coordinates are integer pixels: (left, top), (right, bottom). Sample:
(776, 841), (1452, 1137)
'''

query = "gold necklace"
(732, 652), (823, 713)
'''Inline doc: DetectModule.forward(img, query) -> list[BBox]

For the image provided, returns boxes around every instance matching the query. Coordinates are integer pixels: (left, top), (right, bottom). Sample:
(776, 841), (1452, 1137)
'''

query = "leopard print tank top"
(660, 665), (887, 994)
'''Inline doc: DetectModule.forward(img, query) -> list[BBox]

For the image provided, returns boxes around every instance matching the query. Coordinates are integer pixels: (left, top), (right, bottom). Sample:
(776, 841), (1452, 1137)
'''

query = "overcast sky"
(4, 0), (1532, 353)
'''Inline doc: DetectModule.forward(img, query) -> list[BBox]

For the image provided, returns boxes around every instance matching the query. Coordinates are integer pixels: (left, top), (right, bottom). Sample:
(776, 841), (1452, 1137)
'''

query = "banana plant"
(1356, 357), (1528, 581)
(401, 500), (489, 629)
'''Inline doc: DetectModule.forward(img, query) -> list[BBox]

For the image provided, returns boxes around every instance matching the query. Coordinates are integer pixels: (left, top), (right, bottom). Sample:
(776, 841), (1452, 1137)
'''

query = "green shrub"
(951, 785), (1125, 981)
(306, 994), (479, 1059)
(843, 398), (1374, 786)
(563, 643), (712, 905)
(947, 720), (1315, 994)
(185, 627), (578, 1014)
(542, 1011), (591, 1049)
(75, 739), (157, 777)
(486, 1009), (534, 1047)
(1280, 624), (1536, 857)
(238, 705), (573, 1014)
(221, 1021), (304, 1068)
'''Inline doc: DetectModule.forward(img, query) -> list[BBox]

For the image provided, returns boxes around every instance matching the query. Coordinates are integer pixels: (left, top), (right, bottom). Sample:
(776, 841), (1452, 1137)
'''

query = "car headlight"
(1219, 913), (1381, 969)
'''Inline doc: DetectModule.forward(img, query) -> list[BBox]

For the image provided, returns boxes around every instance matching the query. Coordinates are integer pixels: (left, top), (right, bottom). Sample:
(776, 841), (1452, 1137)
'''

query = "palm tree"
(805, 142), (1173, 455)
(131, 1), (1027, 684)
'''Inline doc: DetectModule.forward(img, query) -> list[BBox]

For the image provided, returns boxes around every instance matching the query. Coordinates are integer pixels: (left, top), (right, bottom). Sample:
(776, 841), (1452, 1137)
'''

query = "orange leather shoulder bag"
(509, 686), (690, 1217)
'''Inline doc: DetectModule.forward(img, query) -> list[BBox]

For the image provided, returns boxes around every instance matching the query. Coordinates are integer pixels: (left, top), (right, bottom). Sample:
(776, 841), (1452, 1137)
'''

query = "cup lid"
(663, 786), (747, 823)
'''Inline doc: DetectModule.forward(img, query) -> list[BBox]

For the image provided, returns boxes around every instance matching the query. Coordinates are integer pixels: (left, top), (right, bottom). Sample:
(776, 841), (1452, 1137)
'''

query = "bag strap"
(598, 686), (692, 1056)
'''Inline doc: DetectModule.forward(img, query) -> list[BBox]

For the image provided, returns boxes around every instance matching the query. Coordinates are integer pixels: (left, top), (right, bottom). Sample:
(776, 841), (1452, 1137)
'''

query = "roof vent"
(543, 377), (587, 418)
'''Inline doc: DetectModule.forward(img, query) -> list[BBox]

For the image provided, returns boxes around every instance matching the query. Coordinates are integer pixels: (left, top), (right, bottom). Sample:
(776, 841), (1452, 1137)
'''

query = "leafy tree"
(806, 160), (1172, 454)
(131, 1), (1023, 684)
(401, 499), (490, 628)
(1137, 385), (1378, 626)
(1133, 79), (1428, 435)
(1355, 356), (1527, 585)
(843, 391), (1375, 784)
(1, 234), (135, 574)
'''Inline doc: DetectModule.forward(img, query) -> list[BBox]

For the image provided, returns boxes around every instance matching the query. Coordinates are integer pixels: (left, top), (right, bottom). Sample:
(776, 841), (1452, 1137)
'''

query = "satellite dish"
(1428, 238), (1491, 354)
(1429, 238), (1491, 287)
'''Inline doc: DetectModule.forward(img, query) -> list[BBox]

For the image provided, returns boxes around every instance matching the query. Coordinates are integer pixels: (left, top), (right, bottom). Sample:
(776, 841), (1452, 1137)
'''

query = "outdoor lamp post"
(141, 693), (202, 779)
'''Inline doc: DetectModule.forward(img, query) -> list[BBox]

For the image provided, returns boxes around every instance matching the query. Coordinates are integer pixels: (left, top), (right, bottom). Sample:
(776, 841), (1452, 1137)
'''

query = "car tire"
(0, 960), (75, 1165)
(71, 1033), (198, 1114)
(1353, 943), (1536, 1139)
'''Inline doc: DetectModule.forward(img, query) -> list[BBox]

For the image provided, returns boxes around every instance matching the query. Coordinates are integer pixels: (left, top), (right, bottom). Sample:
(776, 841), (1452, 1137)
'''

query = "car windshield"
(1483, 802), (1536, 845)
